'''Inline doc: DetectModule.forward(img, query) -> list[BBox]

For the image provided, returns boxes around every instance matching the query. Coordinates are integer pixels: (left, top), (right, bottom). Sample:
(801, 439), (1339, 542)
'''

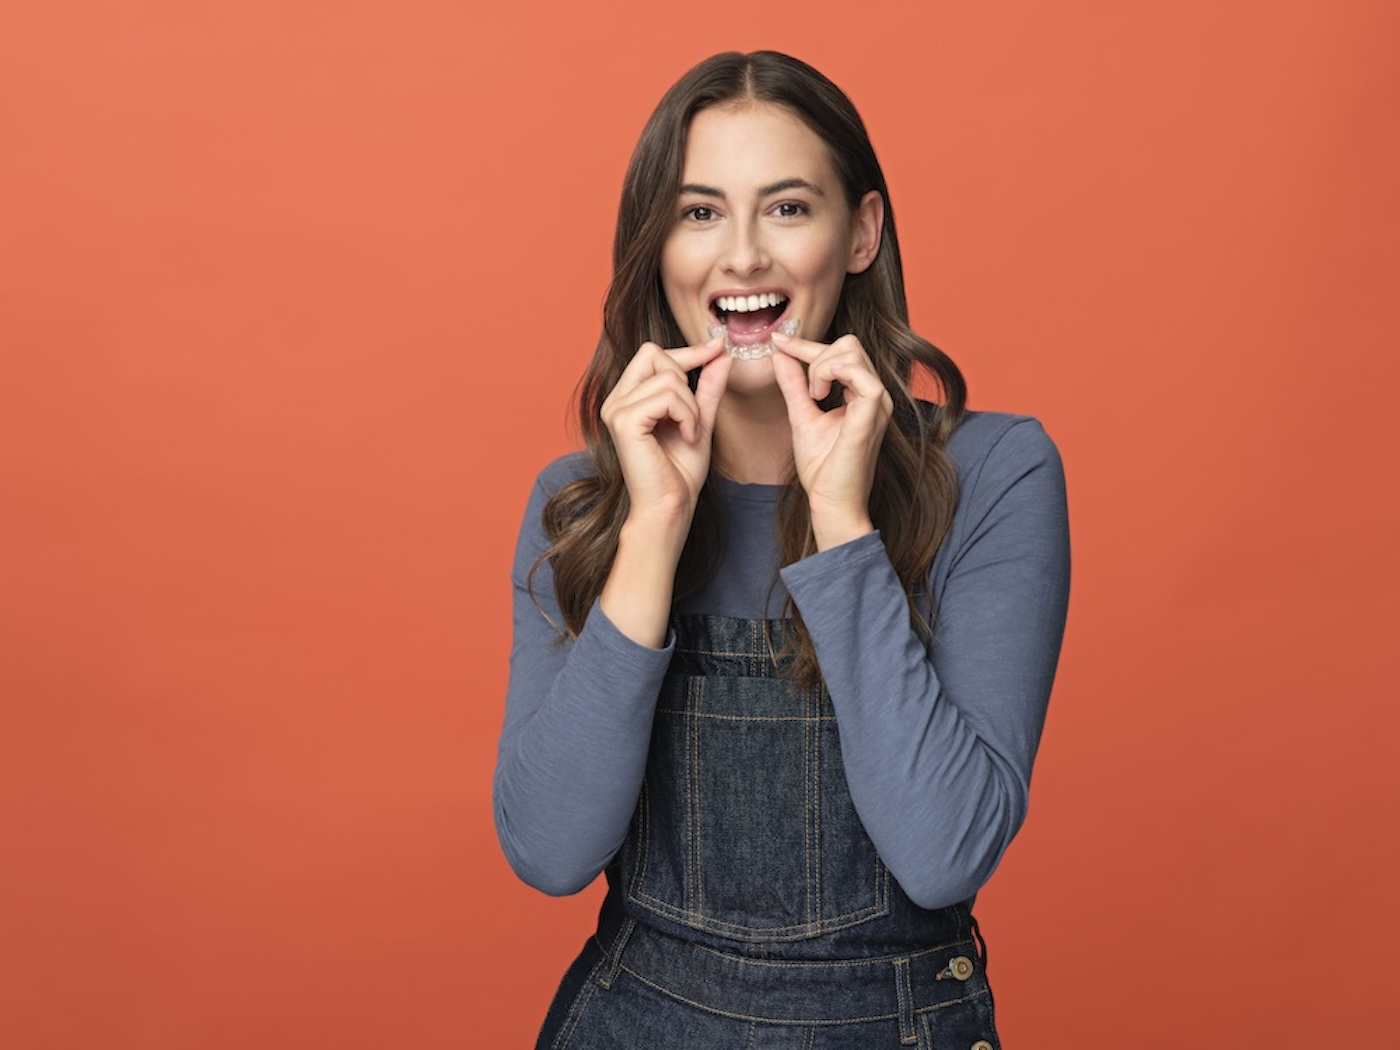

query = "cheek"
(794, 226), (854, 281)
(799, 236), (854, 298)
(660, 228), (706, 276)
(659, 242), (701, 302)
(657, 259), (681, 316)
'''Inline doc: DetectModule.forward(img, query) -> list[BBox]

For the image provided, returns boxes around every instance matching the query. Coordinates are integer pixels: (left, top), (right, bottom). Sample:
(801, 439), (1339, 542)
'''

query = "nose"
(721, 218), (769, 277)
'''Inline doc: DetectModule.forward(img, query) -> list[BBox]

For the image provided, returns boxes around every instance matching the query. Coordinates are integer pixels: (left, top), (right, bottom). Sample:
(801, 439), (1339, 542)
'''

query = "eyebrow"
(678, 178), (827, 199)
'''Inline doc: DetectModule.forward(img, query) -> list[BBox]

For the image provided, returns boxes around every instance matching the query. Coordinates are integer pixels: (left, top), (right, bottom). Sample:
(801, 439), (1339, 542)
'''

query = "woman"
(496, 51), (1070, 1048)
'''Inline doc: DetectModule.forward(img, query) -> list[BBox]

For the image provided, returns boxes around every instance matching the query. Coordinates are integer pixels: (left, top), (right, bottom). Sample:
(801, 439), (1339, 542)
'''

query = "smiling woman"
(494, 51), (1070, 1048)
(663, 103), (882, 367)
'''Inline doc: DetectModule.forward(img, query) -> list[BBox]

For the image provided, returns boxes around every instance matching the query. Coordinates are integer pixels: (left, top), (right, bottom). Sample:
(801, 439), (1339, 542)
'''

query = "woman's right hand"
(600, 337), (731, 532)
(597, 338), (730, 648)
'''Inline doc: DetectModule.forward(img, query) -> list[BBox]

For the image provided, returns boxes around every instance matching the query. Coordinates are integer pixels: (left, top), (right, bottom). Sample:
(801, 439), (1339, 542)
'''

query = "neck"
(711, 386), (794, 485)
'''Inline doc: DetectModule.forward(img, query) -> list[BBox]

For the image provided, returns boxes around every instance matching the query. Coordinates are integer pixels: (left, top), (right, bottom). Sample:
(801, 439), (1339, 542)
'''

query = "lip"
(708, 287), (793, 347)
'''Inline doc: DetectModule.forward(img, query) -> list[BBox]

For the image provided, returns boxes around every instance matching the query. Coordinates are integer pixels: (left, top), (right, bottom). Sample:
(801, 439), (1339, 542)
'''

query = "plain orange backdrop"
(2, 1), (1397, 1047)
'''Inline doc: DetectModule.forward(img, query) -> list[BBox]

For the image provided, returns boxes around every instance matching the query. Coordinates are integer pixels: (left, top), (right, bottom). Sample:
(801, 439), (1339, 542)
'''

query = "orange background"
(2, 1), (1397, 1046)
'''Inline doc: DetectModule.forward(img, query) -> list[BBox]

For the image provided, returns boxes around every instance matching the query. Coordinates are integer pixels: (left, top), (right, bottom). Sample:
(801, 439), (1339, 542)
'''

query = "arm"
(780, 418), (1070, 909)
(492, 467), (676, 895)
(495, 341), (732, 895)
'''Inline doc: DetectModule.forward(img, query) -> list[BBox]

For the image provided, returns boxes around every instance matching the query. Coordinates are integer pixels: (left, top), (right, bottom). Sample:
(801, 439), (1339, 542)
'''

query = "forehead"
(680, 102), (840, 191)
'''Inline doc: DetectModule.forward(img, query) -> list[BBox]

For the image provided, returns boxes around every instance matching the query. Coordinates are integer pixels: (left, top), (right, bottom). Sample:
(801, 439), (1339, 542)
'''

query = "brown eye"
(683, 205), (716, 222)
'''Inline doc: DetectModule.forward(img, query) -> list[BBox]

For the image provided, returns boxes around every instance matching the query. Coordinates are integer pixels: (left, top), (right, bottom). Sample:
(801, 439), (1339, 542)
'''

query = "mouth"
(707, 292), (796, 359)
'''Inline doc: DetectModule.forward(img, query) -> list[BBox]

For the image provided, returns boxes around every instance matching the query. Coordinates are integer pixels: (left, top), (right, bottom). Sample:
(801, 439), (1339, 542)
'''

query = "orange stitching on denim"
(894, 956), (917, 1045)
(617, 965), (898, 1026)
(627, 620), (894, 942)
(596, 918), (636, 991)
(551, 979), (596, 1050)
(623, 892), (891, 940)
(628, 776), (651, 898)
(688, 674), (703, 917)
(916, 987), (992, 1013)
(806, 682), (820, 930)
(551, 948), (610, 1050)
(917, 991), (997, 1050)
(680, 939), (977, 969)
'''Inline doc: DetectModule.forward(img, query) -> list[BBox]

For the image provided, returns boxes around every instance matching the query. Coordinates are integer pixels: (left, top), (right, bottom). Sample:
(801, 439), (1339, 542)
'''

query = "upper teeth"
(715, 292), (787, 314)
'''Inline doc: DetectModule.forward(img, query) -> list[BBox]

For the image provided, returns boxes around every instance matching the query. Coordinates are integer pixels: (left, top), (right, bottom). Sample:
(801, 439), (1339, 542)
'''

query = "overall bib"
(537, 616), (1002, 1050)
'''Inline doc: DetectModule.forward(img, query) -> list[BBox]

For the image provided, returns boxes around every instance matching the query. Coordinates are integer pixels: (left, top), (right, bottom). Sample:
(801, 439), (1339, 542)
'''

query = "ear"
(847, 190), (884, 274)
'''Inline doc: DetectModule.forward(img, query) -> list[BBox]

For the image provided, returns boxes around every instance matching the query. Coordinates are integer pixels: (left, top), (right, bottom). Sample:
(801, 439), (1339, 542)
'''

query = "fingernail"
(771, 331), (791, 343)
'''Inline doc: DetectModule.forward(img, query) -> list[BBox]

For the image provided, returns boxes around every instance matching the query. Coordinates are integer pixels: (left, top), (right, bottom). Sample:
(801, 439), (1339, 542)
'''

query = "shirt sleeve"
(493, 467), (675, 896)
(779, 417), (1071, 909)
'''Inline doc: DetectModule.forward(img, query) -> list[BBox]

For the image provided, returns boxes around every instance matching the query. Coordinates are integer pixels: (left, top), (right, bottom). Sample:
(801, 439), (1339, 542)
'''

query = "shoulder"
(944, 409), (1060, 476)
(512, 451), (595, 572)
(529, 450), (596, 499)
(520, 448), (596, 543)
(933, 407), (1067, 529)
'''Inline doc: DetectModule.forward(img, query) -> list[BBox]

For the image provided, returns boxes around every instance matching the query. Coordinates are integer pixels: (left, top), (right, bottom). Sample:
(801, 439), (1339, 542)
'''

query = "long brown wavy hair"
(534, 51), (967, 684)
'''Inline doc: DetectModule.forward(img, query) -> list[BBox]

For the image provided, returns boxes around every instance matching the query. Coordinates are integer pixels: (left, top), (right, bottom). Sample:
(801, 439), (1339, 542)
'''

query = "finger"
(769, 331), (826, 364)
(771, 348), (823, 426)
(804, 348), (859, 402)
(615, 337), (722, 395)
(773, 333), (856, 401)
(806, 336), (880, 401)
(826, 355), (887, 401)
(693, 351), (732, 435)
(607, 372), (701, 441)
(665, 335), (726, 374)
(624, 384), (702, 444)
(603, 366), (692, 424)
(612, 341), (671, 395)
(806, 356), (838, 403)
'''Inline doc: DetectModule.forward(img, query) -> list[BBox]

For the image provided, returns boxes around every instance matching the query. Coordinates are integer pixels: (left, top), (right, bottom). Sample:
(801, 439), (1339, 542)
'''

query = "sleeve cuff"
(580, 598), (677, 661)
(779, 529), (888, 593)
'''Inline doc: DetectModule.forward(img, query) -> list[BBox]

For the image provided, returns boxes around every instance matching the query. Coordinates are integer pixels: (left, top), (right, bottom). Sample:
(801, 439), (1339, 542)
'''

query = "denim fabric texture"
(537, 616), (1002, 1050)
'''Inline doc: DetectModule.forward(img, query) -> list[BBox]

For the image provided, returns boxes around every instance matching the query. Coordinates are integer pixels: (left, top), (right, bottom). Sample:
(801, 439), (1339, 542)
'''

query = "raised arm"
(493, 465), (676, 895)
(780, 417), (1070, 909)
(494, 340), (732, 894)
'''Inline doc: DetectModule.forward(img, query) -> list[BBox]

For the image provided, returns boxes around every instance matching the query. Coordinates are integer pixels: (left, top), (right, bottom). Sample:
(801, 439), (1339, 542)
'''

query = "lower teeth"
(708, 317), (800, 360)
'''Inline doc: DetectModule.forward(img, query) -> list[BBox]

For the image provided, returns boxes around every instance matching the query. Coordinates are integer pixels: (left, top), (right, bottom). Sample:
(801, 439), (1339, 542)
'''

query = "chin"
(724, 356), (779, 390)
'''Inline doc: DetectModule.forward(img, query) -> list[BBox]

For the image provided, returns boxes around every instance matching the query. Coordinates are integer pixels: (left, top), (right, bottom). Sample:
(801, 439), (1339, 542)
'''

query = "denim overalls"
(537, 615), (1002, 1050)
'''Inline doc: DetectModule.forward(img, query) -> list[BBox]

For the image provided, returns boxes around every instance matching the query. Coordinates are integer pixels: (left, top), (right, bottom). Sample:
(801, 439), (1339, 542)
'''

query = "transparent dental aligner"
(708, 318), (800, 360)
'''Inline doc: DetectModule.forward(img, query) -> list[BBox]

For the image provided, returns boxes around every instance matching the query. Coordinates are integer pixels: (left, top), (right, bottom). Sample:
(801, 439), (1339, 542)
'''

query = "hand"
(600, 336), (732, 530)
(771, 332), (893, 550)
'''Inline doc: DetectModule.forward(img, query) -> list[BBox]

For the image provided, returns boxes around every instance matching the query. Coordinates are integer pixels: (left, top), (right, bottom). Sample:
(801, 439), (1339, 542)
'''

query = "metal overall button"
(971, 1041), (994, 1050)
(935, 954), (976, 981)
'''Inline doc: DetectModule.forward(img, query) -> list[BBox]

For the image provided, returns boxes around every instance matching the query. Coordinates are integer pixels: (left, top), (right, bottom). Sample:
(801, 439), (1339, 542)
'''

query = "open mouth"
(708, 292), (796, 359)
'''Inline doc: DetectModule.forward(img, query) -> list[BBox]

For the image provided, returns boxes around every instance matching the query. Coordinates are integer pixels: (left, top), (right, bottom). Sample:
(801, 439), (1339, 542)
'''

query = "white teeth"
(714, 292), (788, 314)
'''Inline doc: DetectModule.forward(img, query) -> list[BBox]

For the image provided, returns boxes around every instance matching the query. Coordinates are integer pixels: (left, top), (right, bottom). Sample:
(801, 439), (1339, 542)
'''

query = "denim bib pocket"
(620, 663), (891, 942)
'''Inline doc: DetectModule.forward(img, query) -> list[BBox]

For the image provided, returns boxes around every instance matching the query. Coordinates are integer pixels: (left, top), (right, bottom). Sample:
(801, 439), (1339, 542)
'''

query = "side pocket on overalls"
(918, 988), (1000, 1050)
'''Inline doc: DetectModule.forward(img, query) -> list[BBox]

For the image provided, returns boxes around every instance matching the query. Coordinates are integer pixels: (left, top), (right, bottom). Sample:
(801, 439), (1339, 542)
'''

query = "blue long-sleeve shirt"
(495, 411), (1070, 909)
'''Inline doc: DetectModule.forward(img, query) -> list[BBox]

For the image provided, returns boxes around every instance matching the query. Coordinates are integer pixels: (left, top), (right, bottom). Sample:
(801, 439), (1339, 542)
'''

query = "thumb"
(693, 352), (732, 435)
(772, 349), (821, 426)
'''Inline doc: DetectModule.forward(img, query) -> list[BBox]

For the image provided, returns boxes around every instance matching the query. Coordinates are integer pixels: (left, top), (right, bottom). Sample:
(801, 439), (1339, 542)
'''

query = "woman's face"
(660, 102), (881, 382)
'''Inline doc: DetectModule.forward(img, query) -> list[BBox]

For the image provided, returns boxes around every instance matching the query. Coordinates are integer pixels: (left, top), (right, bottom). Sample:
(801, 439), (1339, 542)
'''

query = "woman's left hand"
(771, 332), (893, 550)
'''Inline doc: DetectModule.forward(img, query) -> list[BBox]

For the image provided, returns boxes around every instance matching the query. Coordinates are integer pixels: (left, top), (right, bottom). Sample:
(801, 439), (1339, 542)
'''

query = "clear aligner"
(707, 317), (800, 360)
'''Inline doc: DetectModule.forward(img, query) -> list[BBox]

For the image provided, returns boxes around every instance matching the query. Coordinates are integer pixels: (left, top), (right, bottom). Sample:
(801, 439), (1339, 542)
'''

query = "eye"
(682, 204), (717, 222)
(773, 201), (809, 218)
